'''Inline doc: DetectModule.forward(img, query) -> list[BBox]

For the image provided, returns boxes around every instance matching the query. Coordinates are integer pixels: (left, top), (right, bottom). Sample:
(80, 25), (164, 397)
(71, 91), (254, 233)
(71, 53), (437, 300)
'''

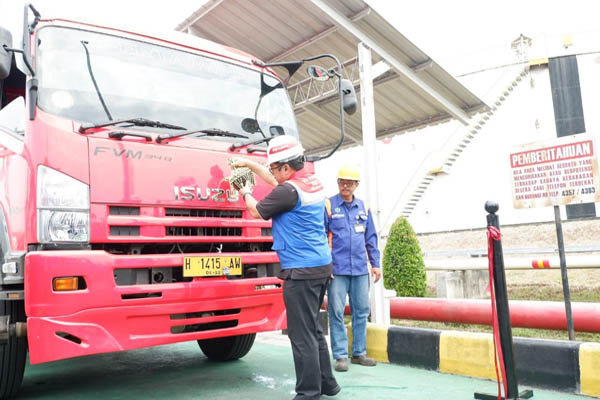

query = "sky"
(2, 0), (599, 75)
(371, 0), (600, 73)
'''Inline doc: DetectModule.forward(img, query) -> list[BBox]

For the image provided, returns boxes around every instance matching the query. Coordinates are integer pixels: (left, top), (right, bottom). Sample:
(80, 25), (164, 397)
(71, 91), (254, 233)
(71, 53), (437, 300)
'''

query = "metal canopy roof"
(177, 0), (488, 154)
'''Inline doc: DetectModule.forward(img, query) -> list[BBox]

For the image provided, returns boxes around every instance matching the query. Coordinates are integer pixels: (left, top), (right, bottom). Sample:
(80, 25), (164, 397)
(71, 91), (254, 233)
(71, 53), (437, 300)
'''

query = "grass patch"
(508, 284), (600, 303)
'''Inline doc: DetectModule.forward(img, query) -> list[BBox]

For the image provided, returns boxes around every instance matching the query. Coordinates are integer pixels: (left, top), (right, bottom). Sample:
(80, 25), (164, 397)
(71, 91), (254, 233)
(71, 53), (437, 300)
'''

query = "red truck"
(0, 3), (355, 398)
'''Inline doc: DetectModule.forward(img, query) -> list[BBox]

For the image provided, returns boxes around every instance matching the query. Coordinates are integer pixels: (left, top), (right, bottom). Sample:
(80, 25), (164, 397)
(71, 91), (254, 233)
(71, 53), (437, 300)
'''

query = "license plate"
(183, 256), (242, 277)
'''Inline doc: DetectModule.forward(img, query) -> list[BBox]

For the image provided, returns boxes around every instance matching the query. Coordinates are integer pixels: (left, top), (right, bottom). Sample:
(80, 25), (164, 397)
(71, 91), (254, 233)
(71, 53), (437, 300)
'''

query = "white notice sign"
(510, 134), (600, 209)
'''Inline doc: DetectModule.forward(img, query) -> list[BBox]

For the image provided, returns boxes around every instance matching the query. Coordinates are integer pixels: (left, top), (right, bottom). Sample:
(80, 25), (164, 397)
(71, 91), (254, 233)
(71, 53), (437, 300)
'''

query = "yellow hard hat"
(337, 164), (360, 181)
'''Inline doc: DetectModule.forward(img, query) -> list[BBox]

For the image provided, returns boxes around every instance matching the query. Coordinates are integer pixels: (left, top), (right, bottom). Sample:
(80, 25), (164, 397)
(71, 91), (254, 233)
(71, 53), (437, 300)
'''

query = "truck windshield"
(35, 26), (299, 142)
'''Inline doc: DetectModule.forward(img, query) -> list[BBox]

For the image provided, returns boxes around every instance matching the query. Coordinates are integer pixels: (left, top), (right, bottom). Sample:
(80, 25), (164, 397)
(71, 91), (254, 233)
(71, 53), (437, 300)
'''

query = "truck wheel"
(197, 333), (256, 361)
(0, 300), (27, 399)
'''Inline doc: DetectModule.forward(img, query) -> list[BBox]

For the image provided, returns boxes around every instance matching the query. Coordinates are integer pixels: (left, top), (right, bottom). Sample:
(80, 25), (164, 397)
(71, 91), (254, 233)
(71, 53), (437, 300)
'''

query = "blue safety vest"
(272, 171), (332, 269)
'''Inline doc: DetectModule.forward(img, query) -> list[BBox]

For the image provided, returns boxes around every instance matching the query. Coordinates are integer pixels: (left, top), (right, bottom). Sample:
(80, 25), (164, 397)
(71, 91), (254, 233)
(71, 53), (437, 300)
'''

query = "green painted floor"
(19, 340), (592, 399)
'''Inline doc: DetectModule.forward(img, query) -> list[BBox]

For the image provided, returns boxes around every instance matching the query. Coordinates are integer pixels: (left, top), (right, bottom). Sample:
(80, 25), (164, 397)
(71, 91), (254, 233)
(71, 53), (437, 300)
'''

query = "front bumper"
(25, 250), (285, 364)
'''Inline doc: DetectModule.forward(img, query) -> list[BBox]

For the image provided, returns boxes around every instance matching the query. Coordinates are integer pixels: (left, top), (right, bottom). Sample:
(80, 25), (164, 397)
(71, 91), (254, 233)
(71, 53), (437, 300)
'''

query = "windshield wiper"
(156, 128), (248, 144)
(108, 131), (152, 142)
(81, 41), (113, 121)
(230, 135), (277, 151)
(79, 117), (187, 133)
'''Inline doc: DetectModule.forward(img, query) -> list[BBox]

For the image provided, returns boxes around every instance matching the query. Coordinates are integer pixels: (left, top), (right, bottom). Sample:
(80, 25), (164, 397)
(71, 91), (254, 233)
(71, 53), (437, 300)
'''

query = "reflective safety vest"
(272, 170), (332, 269)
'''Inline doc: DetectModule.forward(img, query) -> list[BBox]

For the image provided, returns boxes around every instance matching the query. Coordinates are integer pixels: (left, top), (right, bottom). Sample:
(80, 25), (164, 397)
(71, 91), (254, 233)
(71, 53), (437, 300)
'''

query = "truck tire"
(197, 333), (256, 361)
(0, 300), (27, 399)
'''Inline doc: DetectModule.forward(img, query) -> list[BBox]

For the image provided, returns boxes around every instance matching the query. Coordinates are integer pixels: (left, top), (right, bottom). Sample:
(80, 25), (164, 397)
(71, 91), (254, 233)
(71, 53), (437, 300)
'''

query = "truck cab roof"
(38, 16), (266, 72)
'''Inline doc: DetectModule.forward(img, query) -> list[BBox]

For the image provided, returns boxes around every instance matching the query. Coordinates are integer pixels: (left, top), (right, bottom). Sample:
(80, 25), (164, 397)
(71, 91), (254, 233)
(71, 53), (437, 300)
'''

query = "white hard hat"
(267, 135), (304, 165)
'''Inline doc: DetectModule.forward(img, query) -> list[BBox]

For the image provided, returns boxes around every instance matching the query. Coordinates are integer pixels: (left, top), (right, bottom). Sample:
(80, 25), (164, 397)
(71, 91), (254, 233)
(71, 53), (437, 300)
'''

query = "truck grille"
(165, 208), (242, 218)
(105, 206), (251, 242)
(109, 206), (140, 215)
(170, 308), (240, 334)
(166, 226), (242, 237)
(110, 226), (140, 236)
(97, 204), (279, 285)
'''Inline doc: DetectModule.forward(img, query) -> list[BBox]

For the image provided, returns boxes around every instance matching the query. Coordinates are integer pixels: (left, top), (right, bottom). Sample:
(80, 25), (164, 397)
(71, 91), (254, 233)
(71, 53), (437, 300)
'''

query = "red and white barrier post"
(475, 201), (533, 400)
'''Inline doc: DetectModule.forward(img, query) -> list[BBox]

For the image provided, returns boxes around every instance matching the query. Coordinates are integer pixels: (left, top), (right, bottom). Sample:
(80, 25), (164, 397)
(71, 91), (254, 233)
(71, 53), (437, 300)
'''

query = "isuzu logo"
(174, 186), (239, 202)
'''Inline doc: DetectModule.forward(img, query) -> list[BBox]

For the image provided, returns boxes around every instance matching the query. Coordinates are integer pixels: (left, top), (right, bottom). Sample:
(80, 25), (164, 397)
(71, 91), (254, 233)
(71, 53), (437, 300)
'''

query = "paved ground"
(18, 332), (592, 399)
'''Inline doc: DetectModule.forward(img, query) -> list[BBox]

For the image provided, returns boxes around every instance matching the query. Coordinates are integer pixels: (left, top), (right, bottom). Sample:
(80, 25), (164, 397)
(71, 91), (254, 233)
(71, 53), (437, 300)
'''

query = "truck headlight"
(37, 166), (90, 243)
(38, 210), (89, 242)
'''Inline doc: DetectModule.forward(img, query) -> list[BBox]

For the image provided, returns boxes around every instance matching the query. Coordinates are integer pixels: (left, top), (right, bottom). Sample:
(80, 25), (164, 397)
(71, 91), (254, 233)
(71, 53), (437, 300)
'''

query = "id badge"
(354, 223), (365, 233)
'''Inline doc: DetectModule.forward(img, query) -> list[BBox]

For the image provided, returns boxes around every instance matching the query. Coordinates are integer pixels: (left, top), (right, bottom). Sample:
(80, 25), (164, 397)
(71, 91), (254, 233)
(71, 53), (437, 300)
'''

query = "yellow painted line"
(529, 57), (548, 66)
(346, 323), (389, 363)
(440, 331), (498, 381)
(580, 343), (600, 397)
(366, 323), (389, 363)
(347, 323), (353, 356)
(428, 166), (446, 175)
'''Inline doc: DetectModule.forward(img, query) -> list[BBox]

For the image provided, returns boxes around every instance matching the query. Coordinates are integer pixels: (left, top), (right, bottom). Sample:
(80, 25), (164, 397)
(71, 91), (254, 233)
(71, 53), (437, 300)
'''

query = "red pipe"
(388, 297), (600, 333)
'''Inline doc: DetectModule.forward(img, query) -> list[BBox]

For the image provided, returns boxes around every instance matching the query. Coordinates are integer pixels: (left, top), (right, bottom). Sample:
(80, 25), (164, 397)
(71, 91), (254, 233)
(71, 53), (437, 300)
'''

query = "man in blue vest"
(233, 135), (339, 400)
(325, 164), (381, 372)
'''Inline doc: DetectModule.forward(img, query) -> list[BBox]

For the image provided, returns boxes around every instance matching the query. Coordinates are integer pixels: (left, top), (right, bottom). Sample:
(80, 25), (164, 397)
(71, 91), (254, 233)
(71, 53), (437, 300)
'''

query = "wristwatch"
(242, 190), (252, 200)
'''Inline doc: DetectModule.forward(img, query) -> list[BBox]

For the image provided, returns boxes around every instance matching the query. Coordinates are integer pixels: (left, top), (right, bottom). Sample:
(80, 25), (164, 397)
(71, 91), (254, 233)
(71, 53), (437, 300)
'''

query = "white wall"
(316, 48), (600, 234)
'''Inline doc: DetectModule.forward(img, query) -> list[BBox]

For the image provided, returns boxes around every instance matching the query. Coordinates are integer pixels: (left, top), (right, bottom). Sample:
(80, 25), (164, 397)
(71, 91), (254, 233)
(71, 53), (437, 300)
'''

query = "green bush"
(383, 216), (426, 297)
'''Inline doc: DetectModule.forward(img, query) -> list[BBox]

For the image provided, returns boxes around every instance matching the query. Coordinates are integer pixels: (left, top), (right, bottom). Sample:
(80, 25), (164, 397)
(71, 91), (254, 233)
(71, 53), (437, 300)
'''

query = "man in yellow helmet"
(325, 164), (381, 372)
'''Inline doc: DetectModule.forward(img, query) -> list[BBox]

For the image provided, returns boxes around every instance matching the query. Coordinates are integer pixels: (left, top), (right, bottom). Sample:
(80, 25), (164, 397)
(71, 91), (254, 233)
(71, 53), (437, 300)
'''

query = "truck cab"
(0, 6), (307, 397)
(0, 4), (355, 397)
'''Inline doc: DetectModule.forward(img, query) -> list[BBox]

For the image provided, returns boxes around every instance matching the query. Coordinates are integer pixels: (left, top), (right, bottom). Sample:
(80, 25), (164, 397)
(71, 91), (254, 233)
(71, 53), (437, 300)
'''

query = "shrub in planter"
(382, 216), (426, 297)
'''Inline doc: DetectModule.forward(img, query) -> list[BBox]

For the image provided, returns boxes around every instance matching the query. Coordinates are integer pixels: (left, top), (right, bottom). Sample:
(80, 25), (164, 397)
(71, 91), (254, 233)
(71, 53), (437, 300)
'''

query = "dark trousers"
(283, 277), (338, 400)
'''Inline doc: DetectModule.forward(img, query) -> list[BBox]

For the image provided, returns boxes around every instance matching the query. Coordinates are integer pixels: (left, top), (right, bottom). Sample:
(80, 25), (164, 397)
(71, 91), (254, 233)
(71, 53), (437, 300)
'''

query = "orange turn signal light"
(53, 277), (79, 291)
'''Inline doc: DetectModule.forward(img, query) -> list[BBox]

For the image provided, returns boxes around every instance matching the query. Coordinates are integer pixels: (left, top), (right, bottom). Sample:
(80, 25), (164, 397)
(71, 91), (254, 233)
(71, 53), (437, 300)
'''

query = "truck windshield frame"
(34, 26), (300, 143)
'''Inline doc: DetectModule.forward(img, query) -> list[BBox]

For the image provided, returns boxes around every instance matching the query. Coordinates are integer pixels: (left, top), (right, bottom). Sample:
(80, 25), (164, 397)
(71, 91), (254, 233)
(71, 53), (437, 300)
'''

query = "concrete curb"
(580, 343), (600, 397)
(388, 326), (439, 371)
(513, 337), (580, 392)
(356, 323), (600, 398)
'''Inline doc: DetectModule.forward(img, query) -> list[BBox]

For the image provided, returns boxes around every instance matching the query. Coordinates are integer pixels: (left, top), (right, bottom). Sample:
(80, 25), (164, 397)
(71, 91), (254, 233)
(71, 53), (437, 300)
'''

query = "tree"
(383, 216), (426, 297)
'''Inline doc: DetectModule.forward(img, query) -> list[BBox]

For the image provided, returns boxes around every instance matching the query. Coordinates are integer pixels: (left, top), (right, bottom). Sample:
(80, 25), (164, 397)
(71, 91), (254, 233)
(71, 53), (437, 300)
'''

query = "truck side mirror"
(241, 118), (260, 133)
(0, 27), (13, 80)
(269, 126), (284, 136)
(307, 65), (330, 81)
(307, 66), (357, 115)
(341, 79), (357, 115)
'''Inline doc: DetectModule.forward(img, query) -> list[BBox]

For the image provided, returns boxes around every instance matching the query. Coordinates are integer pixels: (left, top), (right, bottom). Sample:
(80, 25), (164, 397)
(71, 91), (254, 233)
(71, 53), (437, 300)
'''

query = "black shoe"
(334, 358), (349, 372)
(322, 384), (341, 396)
(351, 354), (377, 366)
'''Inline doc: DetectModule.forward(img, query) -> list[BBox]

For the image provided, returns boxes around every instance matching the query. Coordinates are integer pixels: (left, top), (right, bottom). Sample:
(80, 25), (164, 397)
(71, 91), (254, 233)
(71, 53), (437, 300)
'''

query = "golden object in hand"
(225, 158), (256, 191)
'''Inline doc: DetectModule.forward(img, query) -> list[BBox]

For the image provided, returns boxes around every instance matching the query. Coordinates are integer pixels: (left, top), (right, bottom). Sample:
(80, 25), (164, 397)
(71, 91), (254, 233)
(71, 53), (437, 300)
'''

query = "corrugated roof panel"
(176, 0), (487, 154)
